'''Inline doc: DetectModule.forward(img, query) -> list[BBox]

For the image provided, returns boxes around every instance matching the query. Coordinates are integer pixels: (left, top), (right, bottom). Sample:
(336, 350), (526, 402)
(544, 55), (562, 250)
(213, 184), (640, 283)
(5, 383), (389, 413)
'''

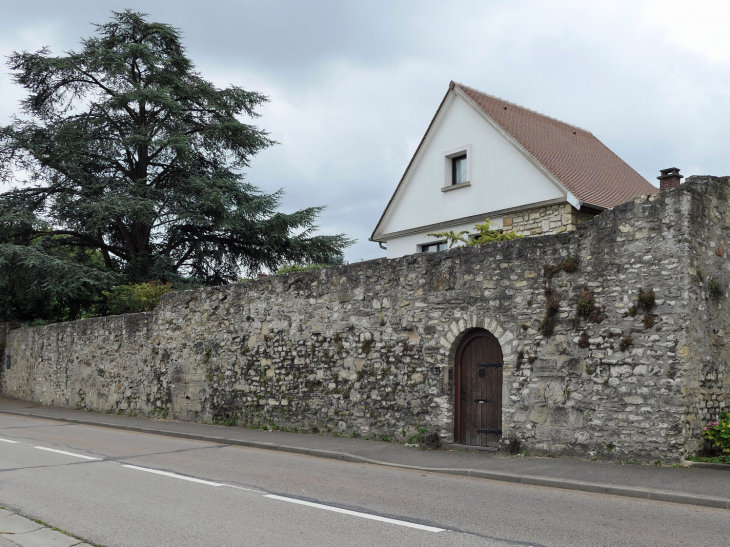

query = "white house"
(370, 82), (657, 258)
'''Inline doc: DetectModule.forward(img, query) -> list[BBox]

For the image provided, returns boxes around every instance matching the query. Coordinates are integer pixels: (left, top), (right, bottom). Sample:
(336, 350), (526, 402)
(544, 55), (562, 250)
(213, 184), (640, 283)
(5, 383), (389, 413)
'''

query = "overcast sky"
(1, 0), (729, 262)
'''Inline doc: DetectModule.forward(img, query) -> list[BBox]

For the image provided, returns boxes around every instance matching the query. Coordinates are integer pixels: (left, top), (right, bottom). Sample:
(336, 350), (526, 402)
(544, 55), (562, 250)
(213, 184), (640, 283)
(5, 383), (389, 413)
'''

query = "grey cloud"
(1, 1), (729, 263)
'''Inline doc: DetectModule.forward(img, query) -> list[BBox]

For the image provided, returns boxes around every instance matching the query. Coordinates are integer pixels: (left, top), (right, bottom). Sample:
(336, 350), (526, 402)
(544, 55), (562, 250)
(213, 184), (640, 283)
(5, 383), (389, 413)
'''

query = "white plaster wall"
(385, 218), (503, 259)
(376, 92), (565, 248)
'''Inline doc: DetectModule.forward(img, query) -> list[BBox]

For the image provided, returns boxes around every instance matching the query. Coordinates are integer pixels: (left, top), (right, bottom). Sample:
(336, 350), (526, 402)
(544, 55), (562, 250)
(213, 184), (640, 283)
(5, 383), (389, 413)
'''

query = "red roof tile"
(455, 82), (657, 208)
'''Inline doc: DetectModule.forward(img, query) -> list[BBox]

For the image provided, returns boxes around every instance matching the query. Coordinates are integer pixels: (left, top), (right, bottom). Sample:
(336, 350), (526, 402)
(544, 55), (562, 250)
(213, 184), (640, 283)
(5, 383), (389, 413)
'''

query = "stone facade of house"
(503, 203), (598, 237)
(2, 176), (729, 463)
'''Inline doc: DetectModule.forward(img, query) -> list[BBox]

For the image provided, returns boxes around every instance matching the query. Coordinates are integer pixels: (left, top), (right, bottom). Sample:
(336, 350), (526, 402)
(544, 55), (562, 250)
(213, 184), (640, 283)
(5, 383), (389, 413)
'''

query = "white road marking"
(264, 494), (446, 533)
(121, 464), (223, 486)
(17, 434), (445, 534)
(34, 446), (101, 460)
(219, 484), (267, 494)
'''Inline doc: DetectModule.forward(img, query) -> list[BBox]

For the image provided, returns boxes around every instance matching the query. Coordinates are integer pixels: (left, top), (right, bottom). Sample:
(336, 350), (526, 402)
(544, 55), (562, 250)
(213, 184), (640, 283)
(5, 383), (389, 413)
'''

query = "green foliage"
(425, 230), (469, 248)
(540, 286), (560, 337)
(619, 336), (633, 352)
(407, 426), (429, 444)
(544, 256), (579, 279)
(276, 264), (327, 275)
(212, 413), (238, 427)
(643, 313), (655, 328)
(703, 413), (730, 454)
(540, 316), (557, 337)
(561, 256), (579, 273)
(20, 319), (50, 328)
(708, 278), (723, 299)
(102, 281), (174, 315)
(468, 219), (523, 245)
(576, 287), (595, 318)
(546, 294), (561, 314)
(0, 10), (351, 320)
(0, 239), (119, 321)
(686, 454), (730, 464)
(427, 218), (522, 250)
(637, 288), (656, 311)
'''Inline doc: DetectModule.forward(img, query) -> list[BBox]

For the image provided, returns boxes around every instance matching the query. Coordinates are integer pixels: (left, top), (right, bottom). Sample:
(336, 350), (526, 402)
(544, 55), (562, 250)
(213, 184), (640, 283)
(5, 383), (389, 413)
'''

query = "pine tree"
(0, 9), (352, 318)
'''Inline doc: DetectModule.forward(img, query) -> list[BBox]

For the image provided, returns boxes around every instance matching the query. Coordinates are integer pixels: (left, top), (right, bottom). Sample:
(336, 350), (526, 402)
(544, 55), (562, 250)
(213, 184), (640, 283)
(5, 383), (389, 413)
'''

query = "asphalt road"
(0, 414), (727, 547)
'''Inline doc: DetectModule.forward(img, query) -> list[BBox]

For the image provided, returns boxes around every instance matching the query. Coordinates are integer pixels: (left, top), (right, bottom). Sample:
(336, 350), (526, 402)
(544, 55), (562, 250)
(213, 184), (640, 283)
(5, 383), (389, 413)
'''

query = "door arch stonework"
(440, 317), (517, 446)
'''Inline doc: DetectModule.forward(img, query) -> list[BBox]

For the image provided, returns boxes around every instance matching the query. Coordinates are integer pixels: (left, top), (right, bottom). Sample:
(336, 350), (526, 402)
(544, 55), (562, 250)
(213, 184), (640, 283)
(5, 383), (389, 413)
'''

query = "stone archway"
(440, 317), (517, 445)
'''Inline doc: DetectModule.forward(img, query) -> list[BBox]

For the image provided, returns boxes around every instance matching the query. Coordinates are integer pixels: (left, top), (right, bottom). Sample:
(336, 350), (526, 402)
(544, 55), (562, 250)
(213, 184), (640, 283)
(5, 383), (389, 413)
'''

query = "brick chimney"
(657, 167), (683, 191)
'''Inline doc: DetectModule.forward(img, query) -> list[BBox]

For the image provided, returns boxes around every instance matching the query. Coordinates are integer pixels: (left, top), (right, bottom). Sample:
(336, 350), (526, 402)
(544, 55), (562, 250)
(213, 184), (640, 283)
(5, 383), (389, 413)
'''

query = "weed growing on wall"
(624, 288), (656, 326)
(637, 289), (656, 312)
(708, 278), (723, 299)
(576, 287), (594, 318)
(540, 256), (579, 337)
(619, 336), (633, 352)
(541, 287), (560, 337)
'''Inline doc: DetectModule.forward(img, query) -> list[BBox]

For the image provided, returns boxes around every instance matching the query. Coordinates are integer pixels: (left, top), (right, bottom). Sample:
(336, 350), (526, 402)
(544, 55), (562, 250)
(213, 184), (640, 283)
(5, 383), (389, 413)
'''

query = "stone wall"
(682, 177), (730, 444)
(503, 202), (597, 237)
(3, 177), (730, 462)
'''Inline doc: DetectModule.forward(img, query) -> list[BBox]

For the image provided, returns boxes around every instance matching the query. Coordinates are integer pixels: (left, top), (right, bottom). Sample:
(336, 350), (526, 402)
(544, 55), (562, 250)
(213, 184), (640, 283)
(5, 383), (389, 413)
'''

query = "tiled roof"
(454, 82), (657, 208)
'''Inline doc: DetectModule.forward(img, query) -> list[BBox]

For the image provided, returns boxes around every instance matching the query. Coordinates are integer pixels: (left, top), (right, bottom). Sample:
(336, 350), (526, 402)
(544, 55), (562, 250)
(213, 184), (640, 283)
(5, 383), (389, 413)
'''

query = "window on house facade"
(452, 154), (467, 185)
(421, 241), (448, 253)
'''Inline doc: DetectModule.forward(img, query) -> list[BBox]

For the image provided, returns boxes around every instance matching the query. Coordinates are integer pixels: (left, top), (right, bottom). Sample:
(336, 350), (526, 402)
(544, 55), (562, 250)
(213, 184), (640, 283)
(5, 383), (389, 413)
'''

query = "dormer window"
(452, 155), (467, 185)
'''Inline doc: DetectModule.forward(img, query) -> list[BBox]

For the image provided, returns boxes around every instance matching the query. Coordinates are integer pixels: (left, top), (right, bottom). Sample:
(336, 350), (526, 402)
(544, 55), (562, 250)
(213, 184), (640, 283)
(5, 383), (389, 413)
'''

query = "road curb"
(1, 408), (728, 510)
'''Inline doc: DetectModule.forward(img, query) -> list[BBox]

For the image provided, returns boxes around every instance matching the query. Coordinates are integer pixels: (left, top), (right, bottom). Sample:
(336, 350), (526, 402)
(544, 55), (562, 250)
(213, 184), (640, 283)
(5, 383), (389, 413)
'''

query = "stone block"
(531, 359), (559, 377)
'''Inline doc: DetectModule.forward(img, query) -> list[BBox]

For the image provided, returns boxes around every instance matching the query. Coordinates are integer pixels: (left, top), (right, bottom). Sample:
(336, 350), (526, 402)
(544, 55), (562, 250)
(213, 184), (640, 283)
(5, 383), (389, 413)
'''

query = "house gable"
(373, 89), (568, 240)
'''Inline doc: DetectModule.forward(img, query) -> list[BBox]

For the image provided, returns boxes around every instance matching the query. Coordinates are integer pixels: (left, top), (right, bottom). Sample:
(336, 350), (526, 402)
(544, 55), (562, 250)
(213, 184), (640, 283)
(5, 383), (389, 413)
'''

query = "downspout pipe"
(368, 237), (387, 251)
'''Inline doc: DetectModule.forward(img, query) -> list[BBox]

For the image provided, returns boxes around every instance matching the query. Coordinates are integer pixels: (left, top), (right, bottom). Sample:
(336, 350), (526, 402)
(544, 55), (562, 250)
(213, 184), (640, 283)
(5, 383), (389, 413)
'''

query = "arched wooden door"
(455, 329), (503, 447)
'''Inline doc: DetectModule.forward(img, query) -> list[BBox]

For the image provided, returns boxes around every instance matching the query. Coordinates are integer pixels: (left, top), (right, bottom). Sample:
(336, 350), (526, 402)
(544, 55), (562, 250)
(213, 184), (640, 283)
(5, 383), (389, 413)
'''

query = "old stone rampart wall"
(3, 177), (729, 462)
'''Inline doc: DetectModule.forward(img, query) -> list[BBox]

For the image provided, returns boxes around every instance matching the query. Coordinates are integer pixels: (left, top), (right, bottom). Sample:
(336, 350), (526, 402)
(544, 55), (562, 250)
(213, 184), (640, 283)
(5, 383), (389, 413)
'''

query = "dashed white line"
(34, 446), (101, 460)
(219, 484), (267, 494)
(121, 464), (223, 486)
(264, 494), (446, 532)
(17, 439), (446, 533)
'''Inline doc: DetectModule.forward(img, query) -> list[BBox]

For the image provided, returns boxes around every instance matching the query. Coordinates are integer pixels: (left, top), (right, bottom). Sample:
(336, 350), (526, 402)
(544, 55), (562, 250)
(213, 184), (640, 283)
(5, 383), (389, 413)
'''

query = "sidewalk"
(0, 507), (93, 547)
(1, 397), (728, 510)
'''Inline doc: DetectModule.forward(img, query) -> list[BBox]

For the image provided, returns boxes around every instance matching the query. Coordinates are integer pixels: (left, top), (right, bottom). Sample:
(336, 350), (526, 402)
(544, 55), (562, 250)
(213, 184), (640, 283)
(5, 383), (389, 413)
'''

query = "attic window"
(452, 155), (467, 185)
(443, 144), (471, 189)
